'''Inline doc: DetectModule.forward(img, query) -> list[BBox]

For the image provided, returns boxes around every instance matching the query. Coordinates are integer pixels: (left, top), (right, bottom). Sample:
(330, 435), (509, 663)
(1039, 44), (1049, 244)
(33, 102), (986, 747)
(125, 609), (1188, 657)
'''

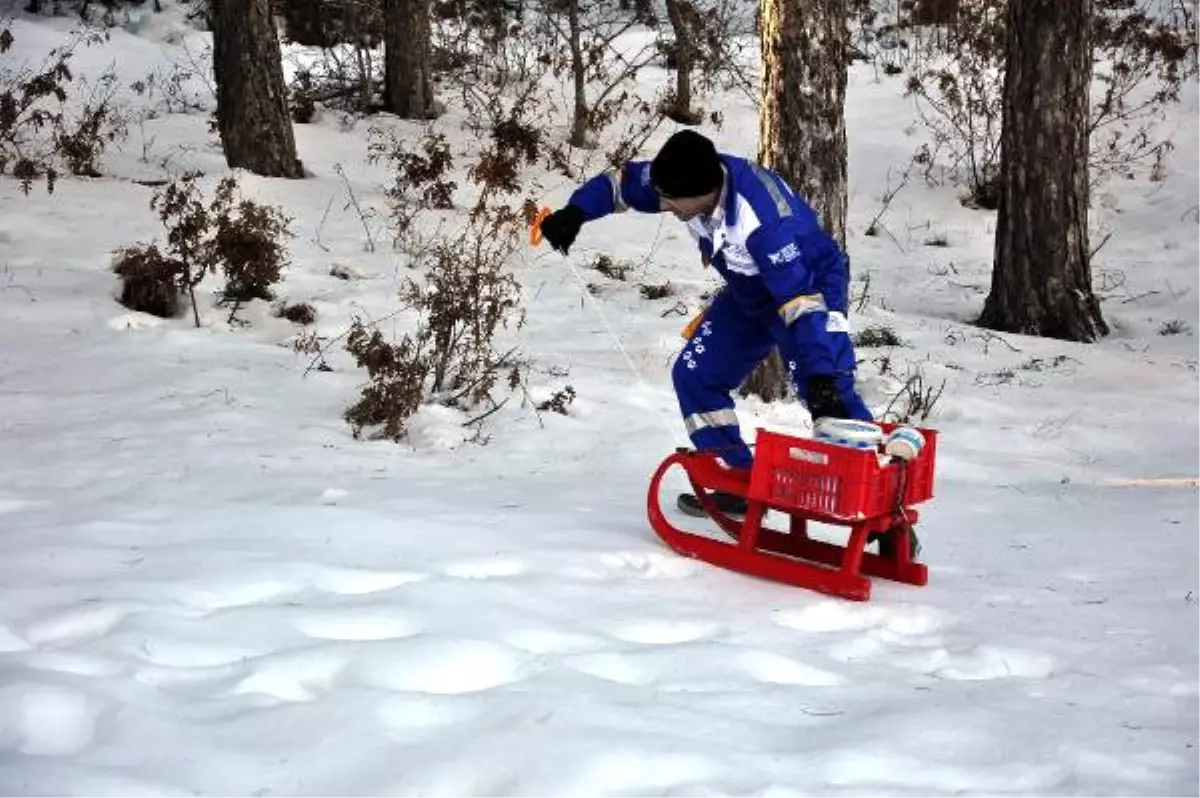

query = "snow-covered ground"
(0, 8), (1196, 796)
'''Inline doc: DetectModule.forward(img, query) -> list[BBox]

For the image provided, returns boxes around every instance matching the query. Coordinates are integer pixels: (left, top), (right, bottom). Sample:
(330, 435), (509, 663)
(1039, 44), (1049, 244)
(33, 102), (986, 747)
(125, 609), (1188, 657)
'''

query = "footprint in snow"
(291, 608), (424, 642)
(503, 627), (605, 655)
(0, 681), (100, 756)
(375, 694), (485, 742)
(22, 601), (129, 646)
(735, 650), (845, 687)
(354, 638), (529, 695)
(605, 619), (721, 646)
(0, 623), (31, 653)
(772, 600), (947, 637)
(442, 558), (527, 580)
(0, 496), (32, 514)
(899, 644), (1057, 680)
(567, 550), (703, 581)
(231, 648), (351, 703)
(312, 566), (427, 595)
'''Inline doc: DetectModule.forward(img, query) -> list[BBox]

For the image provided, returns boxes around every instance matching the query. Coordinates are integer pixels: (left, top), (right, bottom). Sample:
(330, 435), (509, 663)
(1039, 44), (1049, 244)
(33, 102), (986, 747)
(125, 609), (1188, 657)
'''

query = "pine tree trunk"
(384, 0), (435, 119)
(758, 0), (848, 249)
(665, 0), (697, 122)
(744, 0), (849, 402)
(568, 0), (589, 147)
(211, 0), (304, 178)
(979, 0), (1107, 341)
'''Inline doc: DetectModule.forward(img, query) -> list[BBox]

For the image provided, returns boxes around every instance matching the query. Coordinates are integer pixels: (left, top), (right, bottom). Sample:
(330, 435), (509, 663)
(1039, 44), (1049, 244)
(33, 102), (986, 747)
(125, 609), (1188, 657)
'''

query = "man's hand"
(807, 374), (849, 420)
(539, 205), (585, 255)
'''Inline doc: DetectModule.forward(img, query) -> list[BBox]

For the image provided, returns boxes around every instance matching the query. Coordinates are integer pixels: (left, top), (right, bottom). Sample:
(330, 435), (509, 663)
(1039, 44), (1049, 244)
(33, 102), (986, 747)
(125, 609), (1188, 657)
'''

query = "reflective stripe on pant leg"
(671, 293), (772, 471)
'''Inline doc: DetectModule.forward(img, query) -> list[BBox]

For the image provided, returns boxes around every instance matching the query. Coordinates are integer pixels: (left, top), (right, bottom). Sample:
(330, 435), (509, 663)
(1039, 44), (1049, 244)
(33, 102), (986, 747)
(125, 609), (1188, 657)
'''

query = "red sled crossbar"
(646, 424), (938, 601)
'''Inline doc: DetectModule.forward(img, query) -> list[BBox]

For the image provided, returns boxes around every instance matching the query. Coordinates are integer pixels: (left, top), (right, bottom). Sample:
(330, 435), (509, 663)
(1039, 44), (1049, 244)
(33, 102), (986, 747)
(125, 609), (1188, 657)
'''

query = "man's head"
(650, 130), (724, 222)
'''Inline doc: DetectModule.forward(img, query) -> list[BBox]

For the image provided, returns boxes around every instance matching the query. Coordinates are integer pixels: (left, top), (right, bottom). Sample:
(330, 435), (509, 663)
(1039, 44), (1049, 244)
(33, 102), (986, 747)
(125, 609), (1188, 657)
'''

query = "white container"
(884, 426), (926, 461)
(814, 418), (884, 450)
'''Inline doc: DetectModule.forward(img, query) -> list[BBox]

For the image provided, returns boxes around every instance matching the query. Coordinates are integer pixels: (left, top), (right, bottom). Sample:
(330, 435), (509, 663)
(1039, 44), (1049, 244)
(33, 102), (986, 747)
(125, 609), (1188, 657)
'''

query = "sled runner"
(646, 424), (938, 601)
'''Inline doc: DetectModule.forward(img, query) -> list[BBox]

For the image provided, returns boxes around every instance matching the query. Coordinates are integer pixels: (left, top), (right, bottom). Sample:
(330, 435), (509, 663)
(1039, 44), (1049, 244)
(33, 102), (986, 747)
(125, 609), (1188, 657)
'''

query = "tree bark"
(665, 0), (697, 122)
(384, 0), (435, 119)
(567, 0), (589, 147)
(757, 0), (848, 249)
(744, 0), (849, 402)
(979, 0), (1107, 341)
(211, 0), (304, 178)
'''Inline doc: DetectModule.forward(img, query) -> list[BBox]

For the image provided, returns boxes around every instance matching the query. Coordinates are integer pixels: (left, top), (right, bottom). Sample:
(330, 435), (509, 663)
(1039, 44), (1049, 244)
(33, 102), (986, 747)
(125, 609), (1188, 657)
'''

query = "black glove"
(539, 205), (585, 255)
(807, 374), (849, 420)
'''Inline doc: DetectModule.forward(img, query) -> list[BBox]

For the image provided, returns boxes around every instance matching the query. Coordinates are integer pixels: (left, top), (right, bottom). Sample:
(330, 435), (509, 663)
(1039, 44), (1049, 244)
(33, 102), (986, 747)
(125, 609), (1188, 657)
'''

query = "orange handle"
(529, 206), (552, 246)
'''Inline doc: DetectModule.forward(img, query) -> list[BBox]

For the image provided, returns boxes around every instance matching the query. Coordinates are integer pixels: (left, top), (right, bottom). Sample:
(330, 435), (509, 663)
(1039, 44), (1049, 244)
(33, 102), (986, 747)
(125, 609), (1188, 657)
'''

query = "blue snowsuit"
(568, 154), (871, 470)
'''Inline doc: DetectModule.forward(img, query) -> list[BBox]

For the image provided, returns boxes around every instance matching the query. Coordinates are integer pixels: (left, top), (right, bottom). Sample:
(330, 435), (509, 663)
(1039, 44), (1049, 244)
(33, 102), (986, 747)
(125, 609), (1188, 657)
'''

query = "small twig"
(312, 193), (335, 252)
(1089, 229), (1115, 260)
(1120, 290), (1161, 304)
(333, 163), (375, 253)
(660, 300), (689, 318)
(299, 306), (409, 377)
(463, 395), (510, 427)
(973, 330), (1021, 354)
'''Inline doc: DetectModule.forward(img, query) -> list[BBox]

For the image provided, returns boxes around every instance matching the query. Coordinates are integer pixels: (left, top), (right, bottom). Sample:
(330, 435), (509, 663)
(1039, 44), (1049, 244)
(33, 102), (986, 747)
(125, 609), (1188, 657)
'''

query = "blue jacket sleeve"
(746, 219), (841, 376)
(567, 161), (662, 222)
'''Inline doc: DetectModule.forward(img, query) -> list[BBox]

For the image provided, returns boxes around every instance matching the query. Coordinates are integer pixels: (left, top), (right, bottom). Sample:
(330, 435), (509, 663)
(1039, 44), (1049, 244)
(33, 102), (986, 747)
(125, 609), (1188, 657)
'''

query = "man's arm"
(567, 161), (663, 221)
(745, 219), (840, 376)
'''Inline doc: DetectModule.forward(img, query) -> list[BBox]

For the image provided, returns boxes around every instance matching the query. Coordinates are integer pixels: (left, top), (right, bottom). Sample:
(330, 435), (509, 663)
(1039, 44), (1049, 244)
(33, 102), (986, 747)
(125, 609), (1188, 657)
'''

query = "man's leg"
(775, 316), (919, 554)
(671, 291), (775, 470)
(773, 313), (872, 421)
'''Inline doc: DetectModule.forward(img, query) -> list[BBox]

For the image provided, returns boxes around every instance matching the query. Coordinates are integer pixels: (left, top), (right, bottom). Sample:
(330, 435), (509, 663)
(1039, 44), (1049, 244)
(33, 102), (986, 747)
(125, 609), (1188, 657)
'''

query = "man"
(539, 129), (872, 518)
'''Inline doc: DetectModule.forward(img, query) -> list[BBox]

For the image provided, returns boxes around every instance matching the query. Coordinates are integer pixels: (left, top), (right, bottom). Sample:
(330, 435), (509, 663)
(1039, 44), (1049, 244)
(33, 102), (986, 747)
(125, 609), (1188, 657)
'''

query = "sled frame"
(647, 449), (928, 601)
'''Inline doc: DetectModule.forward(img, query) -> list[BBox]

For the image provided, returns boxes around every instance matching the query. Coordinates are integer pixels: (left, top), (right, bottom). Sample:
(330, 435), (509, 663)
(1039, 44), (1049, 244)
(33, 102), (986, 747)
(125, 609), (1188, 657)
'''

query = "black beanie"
(650, 130), (723, 199)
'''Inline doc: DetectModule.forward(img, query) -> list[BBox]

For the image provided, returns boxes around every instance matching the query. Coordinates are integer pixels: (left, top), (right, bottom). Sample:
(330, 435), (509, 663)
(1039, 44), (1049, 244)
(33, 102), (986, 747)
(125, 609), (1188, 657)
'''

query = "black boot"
(677, 491), (749, 518)
(869, 526), (922, 559)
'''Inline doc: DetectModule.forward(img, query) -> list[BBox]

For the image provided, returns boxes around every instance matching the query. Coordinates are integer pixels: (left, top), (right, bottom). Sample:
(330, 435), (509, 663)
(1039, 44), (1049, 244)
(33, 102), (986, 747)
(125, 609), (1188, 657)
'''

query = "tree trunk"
(665, 0), (697, 122)
(758, 0), (848, 249)
(384, 0), (435, 119)
(567, 0), (589, 147)
(211, 0), (304, 178)
(979, 0), (1107, 341)
(744, 0), (849, 402)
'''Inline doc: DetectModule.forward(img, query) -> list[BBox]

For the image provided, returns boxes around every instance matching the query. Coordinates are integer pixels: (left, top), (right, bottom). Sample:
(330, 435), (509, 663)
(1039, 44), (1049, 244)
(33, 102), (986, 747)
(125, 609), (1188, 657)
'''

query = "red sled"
(646, 424), (938, 601)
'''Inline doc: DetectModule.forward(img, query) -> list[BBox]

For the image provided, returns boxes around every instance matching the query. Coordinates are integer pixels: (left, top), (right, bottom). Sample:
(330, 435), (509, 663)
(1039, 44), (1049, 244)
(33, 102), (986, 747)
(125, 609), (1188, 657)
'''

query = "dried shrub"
(1158, 319), (1191, 336)
(289, 69), (316, 123)
(1090, 0), (1198, 181)
(537, 385), (576, 415)
(880, 365), (946, 424)
(900, 0), (1006, 208)
(853, 325), (904, 348)
(343, 202), (526, 441)
(639, 281), (673, 300)
(468, 111), (543, 197)
(212, 178), (291, 304)
(277, 0), (383, 114)
(891, 0), (1197, 200)
(591, 254), (631, 281)
(0, 25), (126, 192)
(111, 173), (291, 326)
(369, 128), (457, 245)
(111, 242), (181, 317)
(344, 317), (428, 440)
(277, 301), (317, 325)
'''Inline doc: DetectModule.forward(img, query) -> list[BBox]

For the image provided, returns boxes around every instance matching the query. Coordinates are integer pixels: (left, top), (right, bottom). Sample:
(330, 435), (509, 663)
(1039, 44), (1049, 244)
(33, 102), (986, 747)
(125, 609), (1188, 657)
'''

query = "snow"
(0, 6), (1197, 796)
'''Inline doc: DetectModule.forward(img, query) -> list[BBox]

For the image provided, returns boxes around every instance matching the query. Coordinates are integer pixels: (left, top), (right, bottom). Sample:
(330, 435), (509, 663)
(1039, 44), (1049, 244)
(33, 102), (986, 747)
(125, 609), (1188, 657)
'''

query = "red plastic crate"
(748, 423), (938, 521)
